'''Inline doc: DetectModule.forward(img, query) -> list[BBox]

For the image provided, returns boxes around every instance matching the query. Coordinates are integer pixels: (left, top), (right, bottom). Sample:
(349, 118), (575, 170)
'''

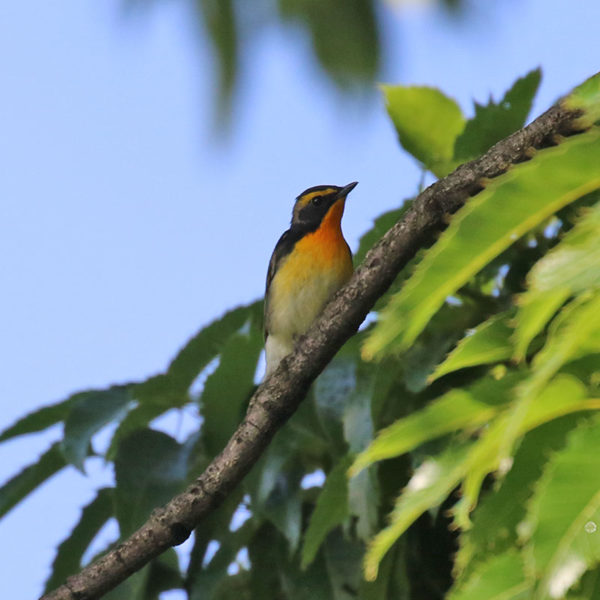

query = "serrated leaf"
(0, 396), (76, 443)
(382, 85), (465, 176)
(114, 429), (192, 537)
(364, 442), (472, 581)
(514, 288), (571, 361)
(430, 311), (514, 382)
(448, 550), (531, 600)
(301, 456), (352, 569)
(524, 415), (600, 599)
(515, 201), (600, 360)
(454, 68), (541, 161)
(0, 442), (66, 519)
(457, 373), (600, 529)
(44, 488), (114, 592)
(455, 415), (580, 579)
(350, 373), (521, 477)
(200, 322), (263, 457)
(564, 71), (600, 129)
(364, 128), (600, 359)
(136, 302), (260, 404)
(61, 387), (131, 471)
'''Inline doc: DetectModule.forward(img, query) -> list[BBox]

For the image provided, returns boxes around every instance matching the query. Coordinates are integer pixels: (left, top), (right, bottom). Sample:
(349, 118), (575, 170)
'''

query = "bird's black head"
(291, 182), (357, 230)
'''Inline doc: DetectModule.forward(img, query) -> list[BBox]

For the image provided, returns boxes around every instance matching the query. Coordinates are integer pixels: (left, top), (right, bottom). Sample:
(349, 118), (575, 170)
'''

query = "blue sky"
(1, 0), (599, 597)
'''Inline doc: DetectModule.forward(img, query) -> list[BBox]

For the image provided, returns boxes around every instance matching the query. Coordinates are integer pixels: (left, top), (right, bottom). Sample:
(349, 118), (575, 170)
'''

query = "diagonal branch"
(42, 90), (589, 600)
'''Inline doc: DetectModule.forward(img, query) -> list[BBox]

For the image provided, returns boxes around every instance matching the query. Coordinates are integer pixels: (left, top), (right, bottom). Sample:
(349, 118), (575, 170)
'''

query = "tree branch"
(42, 95), (587, 600)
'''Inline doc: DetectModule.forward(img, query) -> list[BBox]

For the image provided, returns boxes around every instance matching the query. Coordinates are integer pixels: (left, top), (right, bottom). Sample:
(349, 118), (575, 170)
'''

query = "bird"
(263, 181), (357, 377)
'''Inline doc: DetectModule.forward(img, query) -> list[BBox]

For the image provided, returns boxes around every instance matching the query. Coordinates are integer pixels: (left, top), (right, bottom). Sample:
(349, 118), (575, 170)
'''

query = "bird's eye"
(311, 195), (323, 206)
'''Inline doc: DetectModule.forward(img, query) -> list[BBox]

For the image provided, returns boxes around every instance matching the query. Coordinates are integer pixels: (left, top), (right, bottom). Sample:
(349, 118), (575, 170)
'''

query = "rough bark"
(42, 97), (586, 600)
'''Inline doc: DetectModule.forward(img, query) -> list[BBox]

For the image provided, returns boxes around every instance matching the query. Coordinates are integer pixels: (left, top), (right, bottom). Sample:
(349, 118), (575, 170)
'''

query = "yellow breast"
(268, 208), (353, 340)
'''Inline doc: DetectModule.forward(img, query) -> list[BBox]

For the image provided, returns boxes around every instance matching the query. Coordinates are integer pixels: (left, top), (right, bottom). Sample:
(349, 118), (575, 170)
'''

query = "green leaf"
(200, 321), (263, 457)
(454, 68), (541, 161)
(190, 520), (256, 600)
(514, 288), (571, 361)
(524, 415), (600, 598)
(382, 85), (465, 176)
(455, 415), (580, 579)
(448, 551), (531, 600)
(364, 442), (472, 581)
(355, 206), (410, 266)
(61, 387), (131, 471)
(107, 303), (261, 458)
(528, 203), (600, 295)
(457, 373), (600, 529)
(323, 529), (365, 600)
(138, 302), (260, 403)
(280, 0), (379, 87)
(301, 456), (352, 569)
(198, 0), (237, 122)
(564, 71), (600, 129)
(350, 373), (521, 477)
(0, 396), (76, 443)
(364, 128), (600, 358)
(430, 311), (515, 382)
(0, 442), (66, 519)
(114, 429), (192, 537)
(44, 488), (114, 592)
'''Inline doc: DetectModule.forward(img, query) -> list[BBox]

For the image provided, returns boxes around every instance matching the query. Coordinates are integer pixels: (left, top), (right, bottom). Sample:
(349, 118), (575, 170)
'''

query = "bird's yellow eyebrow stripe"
(296, 188), (337, 208)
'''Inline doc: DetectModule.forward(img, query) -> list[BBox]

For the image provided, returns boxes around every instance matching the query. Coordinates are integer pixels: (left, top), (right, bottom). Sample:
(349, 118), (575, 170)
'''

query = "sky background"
(1, 0), (599, 597)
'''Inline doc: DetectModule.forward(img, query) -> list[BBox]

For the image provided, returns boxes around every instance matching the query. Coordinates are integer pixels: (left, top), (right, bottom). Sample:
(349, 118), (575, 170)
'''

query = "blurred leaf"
(61, 387), (131, 471)
(279, 0), (379, 86)
(514, 288), (570, 361)
(364, 128), (600, 358)
(454, 68), (541, 161)
(146, 548), (184, 598)
(458, 373), (600, 528)
(261, 467), (303, 554)
(448, 550), (530, 600)
(107, 303), (260, 458)
(364, 442), (472, 581)
(455, 415), (579, 579)
(524, 415), (600, 598)
(114, 429), (193, 537)
(566, 568), (600, 599)
(189, 520), (256, 600)
(0, 442), (66, 519)
(103, 550), (182, 600)
(44, 488), (114, 592)
(0, 395), (76, 443)
(103, 568), (149, 600)
(323, 529), (365, 600)
(564, 71), (600, 129)
(314, 356), (356, 453)
(196, 0), (237, 122)
(301, 455), (352, 569)
(355, 205), (410, 265)
(138, 302), (260, 403)
(382, 85), (465, 176)
(350, 373), (521, 477)
(200, 322), (263, 457)
(105, 401), (169, 460)
(527, 202), (600, 294)
(430, 311), (514, 382)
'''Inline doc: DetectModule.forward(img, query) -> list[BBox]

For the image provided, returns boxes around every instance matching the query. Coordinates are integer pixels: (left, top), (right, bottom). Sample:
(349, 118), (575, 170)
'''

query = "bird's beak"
(336, 181), (358, 200)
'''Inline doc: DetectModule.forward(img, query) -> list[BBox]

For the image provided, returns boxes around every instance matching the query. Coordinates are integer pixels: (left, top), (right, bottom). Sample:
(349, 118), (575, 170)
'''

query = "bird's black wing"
(264, 227), (305, 339)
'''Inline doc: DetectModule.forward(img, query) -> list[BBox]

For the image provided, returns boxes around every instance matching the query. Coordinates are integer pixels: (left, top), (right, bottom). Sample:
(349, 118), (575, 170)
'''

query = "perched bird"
(264, 182), (357, 377)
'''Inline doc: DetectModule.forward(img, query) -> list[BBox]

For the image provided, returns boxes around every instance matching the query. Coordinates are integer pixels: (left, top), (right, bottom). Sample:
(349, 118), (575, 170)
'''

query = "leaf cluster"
(3, 69), (600, 599)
